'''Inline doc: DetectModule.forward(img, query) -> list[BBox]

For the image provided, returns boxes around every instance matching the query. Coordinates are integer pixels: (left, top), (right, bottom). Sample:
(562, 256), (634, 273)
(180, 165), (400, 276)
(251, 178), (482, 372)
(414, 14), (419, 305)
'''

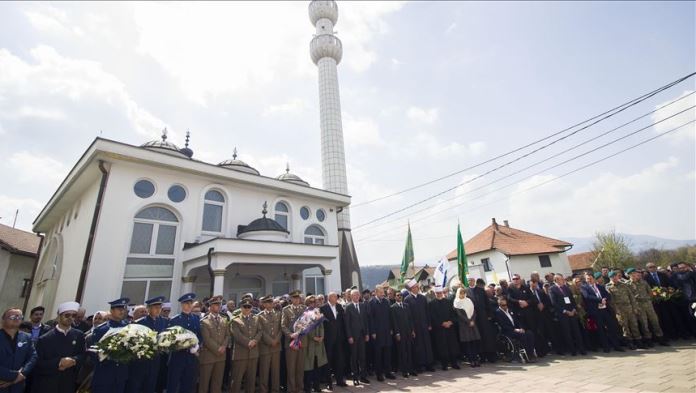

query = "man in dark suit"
(549, 275), (586, 356)
(581, 273), (623, 353)
(320, 292), (347, 387)
(644, 262), (681, 339)
(1, 308), (37, 393)
(467, 279), (497, 363)
(494, 298), (536, 362)
(368, 286), (395, 381)
(31, 302), (86, 393)
(530, 278), (557, 354)
(343, 289), (370, 386)
(403, 280), (435, 372)
(27, 307), (51, 344)
(507, 274), (547, 356)
(390, 290), (415, 378)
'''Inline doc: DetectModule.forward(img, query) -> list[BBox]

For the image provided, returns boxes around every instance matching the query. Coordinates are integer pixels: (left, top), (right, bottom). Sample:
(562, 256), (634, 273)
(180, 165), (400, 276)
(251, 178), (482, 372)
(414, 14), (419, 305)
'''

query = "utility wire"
(355, 118), (695, 243)
(351, 72), (695, 208)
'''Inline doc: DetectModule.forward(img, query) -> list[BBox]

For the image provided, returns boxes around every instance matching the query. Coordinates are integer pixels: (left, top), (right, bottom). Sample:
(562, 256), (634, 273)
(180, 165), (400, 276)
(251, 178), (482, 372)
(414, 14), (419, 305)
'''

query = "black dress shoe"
(385, 373), (396, 380)
(402, 372), (409, 378)
(353, 379), (360, 386)
(377, 375), (385, 382)
(452, 363), (461, 370)
(410, 371), (418, 376)
(360, 377), (371, 384)
(425, 366), (435, 372)
(336, 381), (347, 387)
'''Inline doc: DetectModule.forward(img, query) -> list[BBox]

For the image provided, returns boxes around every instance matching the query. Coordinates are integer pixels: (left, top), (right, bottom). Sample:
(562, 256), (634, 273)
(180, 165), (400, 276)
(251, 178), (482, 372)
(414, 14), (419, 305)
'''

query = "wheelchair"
(494, 323), (530, 363)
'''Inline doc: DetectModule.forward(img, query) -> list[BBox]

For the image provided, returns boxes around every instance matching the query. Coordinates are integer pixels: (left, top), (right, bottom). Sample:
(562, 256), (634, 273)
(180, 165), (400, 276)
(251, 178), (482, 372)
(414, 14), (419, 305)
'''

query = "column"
(212, 269), (226, 297)
(291, 273), (301, 291)
(181, 275), (197, 295)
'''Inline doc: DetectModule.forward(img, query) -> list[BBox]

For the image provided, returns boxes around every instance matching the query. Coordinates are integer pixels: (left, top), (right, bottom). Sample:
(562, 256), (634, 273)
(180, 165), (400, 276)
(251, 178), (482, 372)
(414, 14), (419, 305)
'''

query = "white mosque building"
(26, 0), (362, 315)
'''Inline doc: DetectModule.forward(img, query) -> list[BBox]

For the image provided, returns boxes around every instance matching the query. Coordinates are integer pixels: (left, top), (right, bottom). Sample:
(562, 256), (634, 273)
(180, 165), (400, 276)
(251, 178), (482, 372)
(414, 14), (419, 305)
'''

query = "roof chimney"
(503, 220), (509, 227)
(491, 218), (499, 231)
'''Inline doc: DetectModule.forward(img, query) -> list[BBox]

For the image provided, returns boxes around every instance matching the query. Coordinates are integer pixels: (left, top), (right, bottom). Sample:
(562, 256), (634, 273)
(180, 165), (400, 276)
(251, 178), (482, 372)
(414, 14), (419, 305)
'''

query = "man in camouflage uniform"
(627, 268), (669, 346)
(606, 271), (644, 349)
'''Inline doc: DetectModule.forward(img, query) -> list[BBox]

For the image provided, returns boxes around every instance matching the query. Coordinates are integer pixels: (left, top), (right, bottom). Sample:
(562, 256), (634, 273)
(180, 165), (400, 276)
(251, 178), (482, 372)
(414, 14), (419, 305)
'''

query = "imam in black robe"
(428, 297), (460, 368)
(31, 327), (86, 393)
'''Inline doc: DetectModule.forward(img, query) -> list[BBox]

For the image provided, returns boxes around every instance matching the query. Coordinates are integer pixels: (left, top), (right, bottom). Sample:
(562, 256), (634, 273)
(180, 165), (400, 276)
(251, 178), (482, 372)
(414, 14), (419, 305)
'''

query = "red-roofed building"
(568, 251), (596, 274)
(445, 218), (573, 285)
(0, 223), (42, 313)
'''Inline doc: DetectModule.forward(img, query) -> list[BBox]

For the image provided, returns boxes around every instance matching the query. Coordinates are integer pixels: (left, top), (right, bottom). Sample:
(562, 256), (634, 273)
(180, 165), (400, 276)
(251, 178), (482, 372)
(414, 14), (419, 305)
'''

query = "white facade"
(0, 249), (35, 313)
(27, 139), (351, 316)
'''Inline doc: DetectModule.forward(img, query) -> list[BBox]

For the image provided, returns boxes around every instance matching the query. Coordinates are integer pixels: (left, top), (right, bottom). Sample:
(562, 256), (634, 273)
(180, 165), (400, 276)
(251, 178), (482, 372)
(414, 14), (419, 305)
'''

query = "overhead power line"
(354, 118), (694, 243)
(351, 72), (695, 209)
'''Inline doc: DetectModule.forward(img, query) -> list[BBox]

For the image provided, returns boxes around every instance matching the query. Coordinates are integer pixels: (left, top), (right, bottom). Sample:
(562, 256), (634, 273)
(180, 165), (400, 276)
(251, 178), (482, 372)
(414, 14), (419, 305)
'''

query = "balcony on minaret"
(310, 34), (342, 64)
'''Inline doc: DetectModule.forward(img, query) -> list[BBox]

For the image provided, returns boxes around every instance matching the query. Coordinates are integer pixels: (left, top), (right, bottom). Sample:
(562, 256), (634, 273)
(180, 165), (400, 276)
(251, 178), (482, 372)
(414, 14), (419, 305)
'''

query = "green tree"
(592, 230), (635, 270)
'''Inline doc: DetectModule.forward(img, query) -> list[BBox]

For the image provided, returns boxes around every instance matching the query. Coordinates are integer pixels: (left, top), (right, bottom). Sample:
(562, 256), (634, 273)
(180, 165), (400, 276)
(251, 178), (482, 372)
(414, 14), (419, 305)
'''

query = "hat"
(399, 289), (409, 297)
(239, 299), (253, 307)
(57, 301), (80, 315)
(207, 295), (223, 305)
(289, 290), (301, 297)
(260, 295), (273, 303)
(241, 293), (254, 300)
(434, 286), (444, 293)
(608, 271), (617, 278)
(145, 296), (165, 306)
(108, 298), (129, 309)
(593, 272), (602, 280)
(178, 293), (196, 303)
(626, 268), (636, 274)
(162, 302), (172, 310)
(362, 289), (371, 295)
(406, 280), (418, 289)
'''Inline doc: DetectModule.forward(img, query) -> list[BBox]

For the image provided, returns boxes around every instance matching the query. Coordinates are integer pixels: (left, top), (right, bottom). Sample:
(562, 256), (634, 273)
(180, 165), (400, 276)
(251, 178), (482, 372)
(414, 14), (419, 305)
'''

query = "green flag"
(457, 222), (468, 285)
(400, 224), (414, 282)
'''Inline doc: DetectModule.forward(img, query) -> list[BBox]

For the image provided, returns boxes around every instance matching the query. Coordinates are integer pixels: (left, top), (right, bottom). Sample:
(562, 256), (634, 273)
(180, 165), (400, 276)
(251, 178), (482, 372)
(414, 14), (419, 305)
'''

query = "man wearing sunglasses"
(31, 301), (86, 393)
(0, 308), (37, 392)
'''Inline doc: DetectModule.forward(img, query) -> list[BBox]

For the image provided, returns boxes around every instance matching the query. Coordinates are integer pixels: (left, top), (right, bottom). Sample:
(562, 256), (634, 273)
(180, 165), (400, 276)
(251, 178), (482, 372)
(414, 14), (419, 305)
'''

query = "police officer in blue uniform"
(89, 297), (130, 393)
(167, 293), (202, 393)
(125, 296), (168, 393)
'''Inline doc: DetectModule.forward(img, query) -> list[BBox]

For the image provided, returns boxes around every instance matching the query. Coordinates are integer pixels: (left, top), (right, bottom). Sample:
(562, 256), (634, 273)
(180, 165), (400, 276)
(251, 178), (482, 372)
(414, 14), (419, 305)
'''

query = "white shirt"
(329, 303), (337, 318)
(353, 302), (360, 314)
(500, 308), (514, 325)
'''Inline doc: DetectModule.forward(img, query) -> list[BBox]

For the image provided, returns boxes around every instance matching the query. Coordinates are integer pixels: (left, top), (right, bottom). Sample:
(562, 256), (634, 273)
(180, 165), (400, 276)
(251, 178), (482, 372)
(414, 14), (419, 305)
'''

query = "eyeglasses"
(6, 315), (23, 321)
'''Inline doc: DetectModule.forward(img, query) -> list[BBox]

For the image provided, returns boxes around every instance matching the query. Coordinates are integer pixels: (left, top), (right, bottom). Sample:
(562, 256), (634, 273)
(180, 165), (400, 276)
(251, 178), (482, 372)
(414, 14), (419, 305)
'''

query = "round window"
(134, 180), (155, 198)
(300, 206), (310, 220)
(316, 209), (326, 222)
(168, 185), (187, 203)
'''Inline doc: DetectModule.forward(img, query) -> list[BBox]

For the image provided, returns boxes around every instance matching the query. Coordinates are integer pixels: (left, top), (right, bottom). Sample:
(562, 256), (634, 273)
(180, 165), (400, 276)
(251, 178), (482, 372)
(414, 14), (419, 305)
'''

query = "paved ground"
(331, 341), (696, 393)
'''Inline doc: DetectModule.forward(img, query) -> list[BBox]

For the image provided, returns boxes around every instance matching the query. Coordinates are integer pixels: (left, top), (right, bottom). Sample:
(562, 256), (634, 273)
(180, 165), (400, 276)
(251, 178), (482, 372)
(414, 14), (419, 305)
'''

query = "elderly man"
(32, 302), (85, 393)
(320, 292), (346, 387)
(89, 298), (130, 393)
(494, 298), (536, 362)
(403, 280), (434, 373)
(549, 275), (585, 356)
(131, 305), (147, 321)
(72, 308), (90, 333)
(161, 303), (172, 320)
(0, 308), (37, 393)
(344, 288), (370, 386)
(429, 287), (460, 370)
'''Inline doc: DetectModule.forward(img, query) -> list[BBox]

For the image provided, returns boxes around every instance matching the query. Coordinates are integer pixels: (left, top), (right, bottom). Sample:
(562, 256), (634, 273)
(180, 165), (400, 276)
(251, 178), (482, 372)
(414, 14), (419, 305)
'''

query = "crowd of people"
(1, 260), (695, 393)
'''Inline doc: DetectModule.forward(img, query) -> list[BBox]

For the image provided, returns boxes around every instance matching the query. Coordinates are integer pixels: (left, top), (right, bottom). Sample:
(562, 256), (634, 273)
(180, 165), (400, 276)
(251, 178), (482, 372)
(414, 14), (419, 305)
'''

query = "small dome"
(179, 130), (194, 158)
(237, 202), (289, 236)
(218, 148), (260, 175)
(141, 128), (188, 158)
(277, 163), (309, 187)
(309, 1), (338, 25)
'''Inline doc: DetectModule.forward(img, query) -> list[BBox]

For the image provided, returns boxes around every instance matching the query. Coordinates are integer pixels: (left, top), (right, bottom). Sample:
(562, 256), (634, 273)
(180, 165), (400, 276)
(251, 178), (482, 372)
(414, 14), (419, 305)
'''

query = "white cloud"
(262, 98), (307, 117)
(343, 113), (384, 146)
(7, 151), (68, 186)
(132, 2), (404, 103)
(0, 195), (44, 232)
(0, 46), (167, 139)
(408, 131), (486, 159)
(651, 90), (695, 140)
(24, 5), (84, 36)
(508, 157), (695, 239)
(407, 106), (439, 124)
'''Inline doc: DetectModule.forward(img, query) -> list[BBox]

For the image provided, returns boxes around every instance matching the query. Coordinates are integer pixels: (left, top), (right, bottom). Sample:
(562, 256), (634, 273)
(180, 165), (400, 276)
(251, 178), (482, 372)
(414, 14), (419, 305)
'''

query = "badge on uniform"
(72, 340), (77, 345)
(17, 342), (25, 348)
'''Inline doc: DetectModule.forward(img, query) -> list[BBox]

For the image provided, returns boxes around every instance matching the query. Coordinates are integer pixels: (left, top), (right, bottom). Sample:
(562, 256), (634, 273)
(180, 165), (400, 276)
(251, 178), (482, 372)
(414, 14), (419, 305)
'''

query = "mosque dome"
(218, 148), (260, 175)
(237, 202), (290, 241)
(141, 129), (188, 158)
(276, 164), (309, 187)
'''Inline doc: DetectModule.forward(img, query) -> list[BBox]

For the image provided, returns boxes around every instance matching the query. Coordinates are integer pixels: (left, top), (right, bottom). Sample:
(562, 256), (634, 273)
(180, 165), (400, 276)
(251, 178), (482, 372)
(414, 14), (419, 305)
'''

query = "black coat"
(494, 308), (523, 336)
(404, 293), (434, 365)
(343, 302), (369, 341)
(549, 284), (579, 317)
(389, 303), (414, 338)
(368, 297), (392, 347)
(644, 271), (671, 289)
(428, 298), (459, 360)
(320, 303), (345, 348)
(31, 328), (85, 393)
(468, 286), (496, 352)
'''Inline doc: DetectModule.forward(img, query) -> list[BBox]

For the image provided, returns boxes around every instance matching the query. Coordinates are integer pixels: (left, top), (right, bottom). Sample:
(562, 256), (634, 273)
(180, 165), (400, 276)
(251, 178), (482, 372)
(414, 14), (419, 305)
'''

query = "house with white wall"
(446, 218), (573, 286)
(0, 223), (41, 313)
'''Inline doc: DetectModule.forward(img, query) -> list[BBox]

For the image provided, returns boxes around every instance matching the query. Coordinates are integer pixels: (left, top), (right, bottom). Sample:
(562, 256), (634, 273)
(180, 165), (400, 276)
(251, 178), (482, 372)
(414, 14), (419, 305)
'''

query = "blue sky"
(0, 1), (694, 265)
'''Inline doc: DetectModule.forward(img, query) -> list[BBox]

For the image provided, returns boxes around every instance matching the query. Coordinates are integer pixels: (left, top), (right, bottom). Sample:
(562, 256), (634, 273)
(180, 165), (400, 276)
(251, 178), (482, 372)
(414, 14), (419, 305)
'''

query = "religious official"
(89, 298), (130, 393)
(403, 280), (435, 372)
(230, 299), (262, 393)
(31, 301), (85, 393)
(429, 287), (460, 370)
(167, 293), (202, 393)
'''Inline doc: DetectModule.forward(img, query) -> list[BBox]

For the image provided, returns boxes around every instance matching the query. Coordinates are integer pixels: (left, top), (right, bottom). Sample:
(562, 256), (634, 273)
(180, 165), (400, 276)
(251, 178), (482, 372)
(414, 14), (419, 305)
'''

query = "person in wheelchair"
(494, 298), (537, 363)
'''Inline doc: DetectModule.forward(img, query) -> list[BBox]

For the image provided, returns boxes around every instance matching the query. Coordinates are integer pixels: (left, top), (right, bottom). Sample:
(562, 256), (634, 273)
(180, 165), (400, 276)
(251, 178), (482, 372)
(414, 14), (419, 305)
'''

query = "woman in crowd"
(453, 288), (481, 367)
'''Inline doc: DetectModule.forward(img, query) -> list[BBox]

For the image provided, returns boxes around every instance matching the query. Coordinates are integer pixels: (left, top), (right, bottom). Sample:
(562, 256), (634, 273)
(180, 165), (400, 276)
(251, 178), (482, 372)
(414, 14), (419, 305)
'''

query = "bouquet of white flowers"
(289, 308), (325, 350)
(89, 324), (158, 363)
(157, 326), (200, 354)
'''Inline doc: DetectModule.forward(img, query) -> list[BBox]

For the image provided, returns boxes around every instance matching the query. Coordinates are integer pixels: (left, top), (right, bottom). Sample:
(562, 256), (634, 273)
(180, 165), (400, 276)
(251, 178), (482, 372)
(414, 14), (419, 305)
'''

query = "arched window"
(274, 201), (290, 230)
(304, 225), (326, 245)
(202, 190), (225, 233)
(121, 206), (178, 304)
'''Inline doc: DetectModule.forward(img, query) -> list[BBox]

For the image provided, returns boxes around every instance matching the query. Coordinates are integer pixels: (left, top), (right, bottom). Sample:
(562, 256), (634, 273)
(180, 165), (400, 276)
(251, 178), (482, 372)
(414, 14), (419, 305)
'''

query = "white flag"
(433, 256), (449, 288)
